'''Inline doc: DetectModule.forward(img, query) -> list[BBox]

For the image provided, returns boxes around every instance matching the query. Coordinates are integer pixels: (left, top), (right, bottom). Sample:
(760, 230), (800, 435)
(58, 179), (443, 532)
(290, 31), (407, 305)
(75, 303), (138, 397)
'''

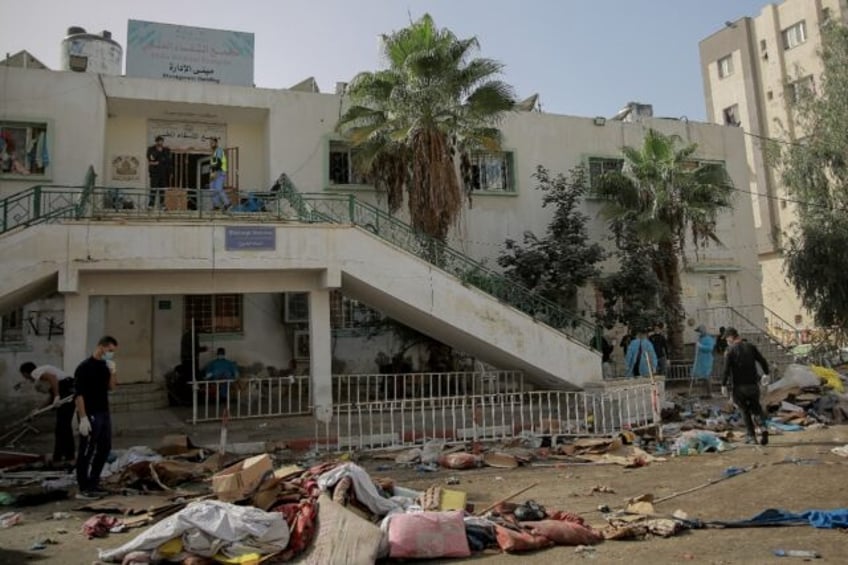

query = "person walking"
(722, 327), (770, 445)
(208, 137), (229, 210)
(19, 362), (76, 465)
(146, 135), (172, 208)
(74, 336), (118, 499)
(691, 324), (717, 394)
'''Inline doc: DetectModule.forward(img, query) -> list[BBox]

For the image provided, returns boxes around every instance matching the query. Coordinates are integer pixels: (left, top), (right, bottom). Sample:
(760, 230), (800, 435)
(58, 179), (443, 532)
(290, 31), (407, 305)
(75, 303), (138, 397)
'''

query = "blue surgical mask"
(103, 351), (115, 362)
(217, 354), (225, 360)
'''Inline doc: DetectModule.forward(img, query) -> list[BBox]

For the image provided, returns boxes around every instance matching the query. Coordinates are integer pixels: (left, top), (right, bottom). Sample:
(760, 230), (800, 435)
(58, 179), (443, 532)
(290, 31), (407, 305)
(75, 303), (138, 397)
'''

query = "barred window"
(184, 294), (243, 334)
(1, 307), (24, 343)
(330, 290), (382, 329)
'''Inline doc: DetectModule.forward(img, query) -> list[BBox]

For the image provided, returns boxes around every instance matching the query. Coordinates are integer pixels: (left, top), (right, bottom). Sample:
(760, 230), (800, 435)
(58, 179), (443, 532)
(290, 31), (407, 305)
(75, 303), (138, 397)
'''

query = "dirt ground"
(1, 427), (847, 564)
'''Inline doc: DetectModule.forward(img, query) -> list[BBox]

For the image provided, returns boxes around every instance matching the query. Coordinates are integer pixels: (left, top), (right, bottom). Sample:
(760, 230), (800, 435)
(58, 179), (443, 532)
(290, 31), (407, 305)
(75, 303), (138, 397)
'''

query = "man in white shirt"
(19, 362), (76, 465)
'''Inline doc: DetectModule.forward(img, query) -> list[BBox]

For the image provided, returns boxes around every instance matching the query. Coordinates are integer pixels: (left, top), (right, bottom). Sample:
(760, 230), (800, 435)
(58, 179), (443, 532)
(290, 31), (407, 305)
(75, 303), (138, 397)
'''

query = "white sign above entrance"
(148, 120), (227, 153)
(127, 20), (255, 87)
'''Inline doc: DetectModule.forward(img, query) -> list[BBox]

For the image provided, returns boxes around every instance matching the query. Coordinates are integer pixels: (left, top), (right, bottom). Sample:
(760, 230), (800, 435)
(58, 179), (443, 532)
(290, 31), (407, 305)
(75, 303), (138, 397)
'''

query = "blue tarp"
(716, 508), (848, 529)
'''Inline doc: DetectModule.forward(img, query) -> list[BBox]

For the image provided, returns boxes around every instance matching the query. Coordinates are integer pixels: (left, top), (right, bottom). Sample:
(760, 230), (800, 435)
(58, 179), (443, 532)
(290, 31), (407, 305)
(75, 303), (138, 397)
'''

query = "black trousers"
(148, 173), (168, 206)
(76, 411), (112, 491)
(53, 378), (75, 462)
(733, 384), (767, 438)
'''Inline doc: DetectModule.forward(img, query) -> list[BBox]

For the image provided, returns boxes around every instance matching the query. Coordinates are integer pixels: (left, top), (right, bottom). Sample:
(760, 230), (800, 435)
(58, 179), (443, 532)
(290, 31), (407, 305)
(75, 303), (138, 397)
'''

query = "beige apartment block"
(700, 0), (847, 332)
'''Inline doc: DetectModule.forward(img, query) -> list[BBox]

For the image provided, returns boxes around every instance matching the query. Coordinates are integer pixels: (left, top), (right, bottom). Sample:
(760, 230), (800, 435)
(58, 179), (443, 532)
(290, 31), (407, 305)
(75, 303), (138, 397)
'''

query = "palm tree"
(337, 14), (515, 241)
(595, 129), (735, 357)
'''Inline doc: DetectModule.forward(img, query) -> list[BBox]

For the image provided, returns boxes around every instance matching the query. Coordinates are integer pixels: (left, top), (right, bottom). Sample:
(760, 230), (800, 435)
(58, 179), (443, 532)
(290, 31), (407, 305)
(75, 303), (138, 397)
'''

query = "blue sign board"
(225, 226), (276, 251)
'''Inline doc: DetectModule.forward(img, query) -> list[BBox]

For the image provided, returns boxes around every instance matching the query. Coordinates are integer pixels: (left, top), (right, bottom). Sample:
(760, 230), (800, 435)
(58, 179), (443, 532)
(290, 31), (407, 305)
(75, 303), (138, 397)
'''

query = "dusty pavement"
(1, 427), (847, 564)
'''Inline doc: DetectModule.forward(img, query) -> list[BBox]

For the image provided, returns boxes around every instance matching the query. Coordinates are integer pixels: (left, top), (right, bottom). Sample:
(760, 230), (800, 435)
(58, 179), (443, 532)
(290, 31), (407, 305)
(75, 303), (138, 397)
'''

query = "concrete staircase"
(109, 382), (169, 413)
(699, 306), (796, 377)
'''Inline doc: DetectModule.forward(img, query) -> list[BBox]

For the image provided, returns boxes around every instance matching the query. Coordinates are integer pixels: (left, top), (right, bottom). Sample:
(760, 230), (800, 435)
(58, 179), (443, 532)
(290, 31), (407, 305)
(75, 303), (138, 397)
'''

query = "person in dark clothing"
(147, 135), (172, 208)
(722, 327), (770, 445)
(649, 323), (669, 375)
(74, 336), (118, 499)
(19, 362), (76, 465)
(590, 333), (615, 378)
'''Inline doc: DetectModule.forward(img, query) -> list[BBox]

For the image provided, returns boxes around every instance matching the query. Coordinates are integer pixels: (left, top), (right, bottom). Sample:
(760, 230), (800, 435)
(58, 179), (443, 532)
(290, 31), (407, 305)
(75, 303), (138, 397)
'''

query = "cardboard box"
(212, 453), (273, 502)
(164, 188), (187, 211)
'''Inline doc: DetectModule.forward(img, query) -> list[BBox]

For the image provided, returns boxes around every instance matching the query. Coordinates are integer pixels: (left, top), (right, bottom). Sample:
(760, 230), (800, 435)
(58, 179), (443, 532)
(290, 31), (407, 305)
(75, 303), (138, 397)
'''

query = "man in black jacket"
(722, 327), (770, 445)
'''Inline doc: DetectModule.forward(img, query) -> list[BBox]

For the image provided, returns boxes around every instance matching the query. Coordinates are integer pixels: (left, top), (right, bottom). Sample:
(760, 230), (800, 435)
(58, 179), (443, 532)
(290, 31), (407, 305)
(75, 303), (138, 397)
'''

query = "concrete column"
(63, 292), (89, 374)
(309, 289), (333, 424)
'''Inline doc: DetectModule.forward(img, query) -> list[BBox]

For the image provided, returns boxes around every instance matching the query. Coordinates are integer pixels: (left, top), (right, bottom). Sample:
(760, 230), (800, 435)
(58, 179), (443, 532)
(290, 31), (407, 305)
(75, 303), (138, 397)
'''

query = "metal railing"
(191, 375), (312, 423)
(278, 188), (602, 347)
(316, 382), (659, 451)
(1, 176), (601, 347)
(332, 370), (525, 406)
(737, 304), (802, 348)
(0, 167), (95, 235)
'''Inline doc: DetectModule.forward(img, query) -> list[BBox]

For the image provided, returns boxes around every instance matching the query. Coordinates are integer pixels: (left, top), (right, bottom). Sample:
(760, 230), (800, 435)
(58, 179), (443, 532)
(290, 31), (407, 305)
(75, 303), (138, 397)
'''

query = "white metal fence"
(316, 382), (660, 451)
(192, 376), (312, 423)
(191, 370), (525, 423)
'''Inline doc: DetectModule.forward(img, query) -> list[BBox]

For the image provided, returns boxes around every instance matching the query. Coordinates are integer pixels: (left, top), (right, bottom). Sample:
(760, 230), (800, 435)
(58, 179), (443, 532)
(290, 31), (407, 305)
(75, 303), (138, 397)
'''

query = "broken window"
(588, 157), (624, 188)
(328, 141), (368, 186)
(468, 151), (514, 192)
(782, 21), (807, 50)
(184, 294), (243, 334)
(1, 307), (25, 344)
(717, 55), (734, 78)
(723, 104), (741, 126)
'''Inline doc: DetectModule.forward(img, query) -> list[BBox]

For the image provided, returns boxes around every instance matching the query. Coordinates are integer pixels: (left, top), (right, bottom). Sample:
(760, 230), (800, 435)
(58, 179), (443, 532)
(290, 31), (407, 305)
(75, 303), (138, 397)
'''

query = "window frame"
(717, 55), (734, 79)
(788, 75), (815, 104)
(466, 150), (517, 195)
(183, 294), (244, 336)
(722, 104), (741, 126)
(0, 307), (26, 344)
(325, 138), (372, 190)
(0, 119), (53, 180)
(782, 21), (807, 50)
(586, 156), (625, 190)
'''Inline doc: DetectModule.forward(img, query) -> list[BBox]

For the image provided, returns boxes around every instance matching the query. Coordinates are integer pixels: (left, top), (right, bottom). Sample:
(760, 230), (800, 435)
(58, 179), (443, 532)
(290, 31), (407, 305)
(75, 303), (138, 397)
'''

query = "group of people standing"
(594, 323), (771, 445)
(20, 336), (120, 500)
(146, 136), (229, 210)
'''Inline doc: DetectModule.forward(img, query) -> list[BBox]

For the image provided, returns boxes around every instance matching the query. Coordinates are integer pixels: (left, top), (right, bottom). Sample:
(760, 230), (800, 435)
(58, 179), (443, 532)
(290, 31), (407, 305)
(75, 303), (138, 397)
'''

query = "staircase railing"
(698, 305), (796, 351)
(0, 166), (96, 236)
(738, 303), (802, 348)
(279, 188), (601, 348)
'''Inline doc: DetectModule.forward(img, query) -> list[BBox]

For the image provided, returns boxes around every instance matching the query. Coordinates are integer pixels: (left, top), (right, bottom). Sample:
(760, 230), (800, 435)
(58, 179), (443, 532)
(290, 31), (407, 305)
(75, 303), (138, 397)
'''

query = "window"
(822, 7), (832, 25)
(328, 141), (367, 186)
(285, 292), (309, 323)
(587, 157), (624, 188)
(0, 121), (50, 177)
(788, 75), (815, 104)
(723, 104), (741, 126)
(1, 308), (25, 344)
(330, 290), (382, 329)
(767, 90), (774, 101)
(467, 151), (514, 192)
(184, 294), (243, 334)
(717, 55), (734, 78)
(782, 21), (807, 50)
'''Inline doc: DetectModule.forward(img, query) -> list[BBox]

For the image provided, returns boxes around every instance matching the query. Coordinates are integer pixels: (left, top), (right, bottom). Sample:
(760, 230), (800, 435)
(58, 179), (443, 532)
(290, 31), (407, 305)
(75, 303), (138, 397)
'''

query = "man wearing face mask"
(74, 336), (119, 500)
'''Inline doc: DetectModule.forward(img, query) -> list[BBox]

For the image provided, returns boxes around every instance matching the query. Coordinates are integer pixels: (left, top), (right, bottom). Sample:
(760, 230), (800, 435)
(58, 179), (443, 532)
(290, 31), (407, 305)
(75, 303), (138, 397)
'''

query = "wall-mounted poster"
(111, 155), (141, 181)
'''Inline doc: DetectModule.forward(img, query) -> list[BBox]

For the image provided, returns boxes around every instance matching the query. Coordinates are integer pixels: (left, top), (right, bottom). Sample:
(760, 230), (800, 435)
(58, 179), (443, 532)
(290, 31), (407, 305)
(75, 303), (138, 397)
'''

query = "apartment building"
(699, 0), (848, 334)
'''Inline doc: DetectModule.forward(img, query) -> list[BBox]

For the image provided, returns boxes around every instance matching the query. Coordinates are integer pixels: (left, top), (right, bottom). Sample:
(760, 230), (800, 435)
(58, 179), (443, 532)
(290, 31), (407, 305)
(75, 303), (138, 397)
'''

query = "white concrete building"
(699, 0), (847, 336)
(0, 57), (764, 424)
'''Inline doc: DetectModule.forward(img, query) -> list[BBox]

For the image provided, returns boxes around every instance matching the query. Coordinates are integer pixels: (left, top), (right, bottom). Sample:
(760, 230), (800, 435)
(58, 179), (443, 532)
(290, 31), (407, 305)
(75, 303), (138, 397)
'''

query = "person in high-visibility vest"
(209, 137), (229, 210)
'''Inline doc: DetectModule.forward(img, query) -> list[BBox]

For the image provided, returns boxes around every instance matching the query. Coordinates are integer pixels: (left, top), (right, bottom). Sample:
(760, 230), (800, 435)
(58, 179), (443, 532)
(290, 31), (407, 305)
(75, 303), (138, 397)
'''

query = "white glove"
(52, 396), (62, 407)
(106, 360), (117, 374)
(721, 386), (728, 398)
(78, 417), (92, 437)
(760, 374), (769, 386)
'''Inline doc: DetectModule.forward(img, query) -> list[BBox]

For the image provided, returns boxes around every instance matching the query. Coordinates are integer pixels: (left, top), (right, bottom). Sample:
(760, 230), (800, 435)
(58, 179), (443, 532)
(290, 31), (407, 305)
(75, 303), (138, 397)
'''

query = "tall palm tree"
(595, 129), (735, 357)
(337, 14), (516, 241)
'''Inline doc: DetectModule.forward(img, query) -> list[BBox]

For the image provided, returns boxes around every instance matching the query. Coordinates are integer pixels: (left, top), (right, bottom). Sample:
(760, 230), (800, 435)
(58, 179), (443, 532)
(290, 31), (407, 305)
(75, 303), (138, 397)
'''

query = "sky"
(0, 0), (771, 121)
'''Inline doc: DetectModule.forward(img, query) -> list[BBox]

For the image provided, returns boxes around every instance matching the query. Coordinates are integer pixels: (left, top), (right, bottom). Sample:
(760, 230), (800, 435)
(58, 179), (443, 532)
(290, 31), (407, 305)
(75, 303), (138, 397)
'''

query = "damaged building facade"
(0, 22), (764, 428)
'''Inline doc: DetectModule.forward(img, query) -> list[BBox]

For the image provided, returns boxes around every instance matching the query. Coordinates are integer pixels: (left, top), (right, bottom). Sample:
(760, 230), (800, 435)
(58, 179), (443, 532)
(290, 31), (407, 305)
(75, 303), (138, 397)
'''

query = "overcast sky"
(0, 0), (770, 120)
